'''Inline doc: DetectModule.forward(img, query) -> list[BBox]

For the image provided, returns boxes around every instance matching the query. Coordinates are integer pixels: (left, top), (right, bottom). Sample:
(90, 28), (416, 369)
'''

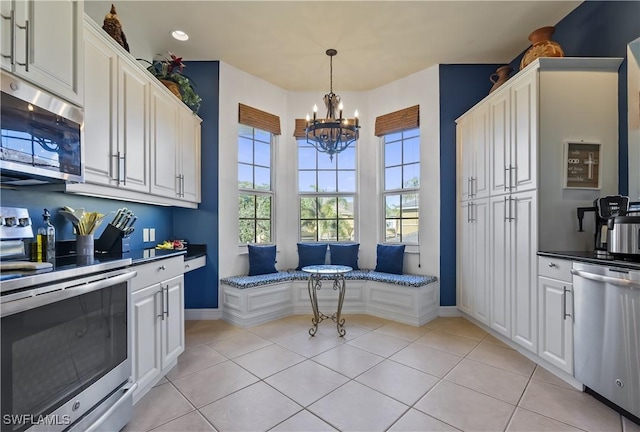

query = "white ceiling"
(84, 1), (581, 92)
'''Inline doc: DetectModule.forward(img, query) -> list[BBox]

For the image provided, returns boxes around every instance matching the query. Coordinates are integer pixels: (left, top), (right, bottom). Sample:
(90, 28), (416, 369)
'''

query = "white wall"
(218, 62), (289, 279)
(219, 63), (440, 280)
(366, 66), (440, 276)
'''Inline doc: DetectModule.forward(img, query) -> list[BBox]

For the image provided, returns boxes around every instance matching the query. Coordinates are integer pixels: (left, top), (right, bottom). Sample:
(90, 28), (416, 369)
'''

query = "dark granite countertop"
(538, 251), (640, 271)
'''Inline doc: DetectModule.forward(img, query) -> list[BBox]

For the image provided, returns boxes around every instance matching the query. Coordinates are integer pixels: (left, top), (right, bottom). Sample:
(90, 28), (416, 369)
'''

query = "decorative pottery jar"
(489, 66), (513, 94)
(520, 26), (564, 70)
(160, 79), (182, 100)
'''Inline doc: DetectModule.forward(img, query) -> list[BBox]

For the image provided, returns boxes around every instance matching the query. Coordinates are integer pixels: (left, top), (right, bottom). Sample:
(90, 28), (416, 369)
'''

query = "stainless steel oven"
(1, 71), (83, 185)
(1, 265), (137, 432)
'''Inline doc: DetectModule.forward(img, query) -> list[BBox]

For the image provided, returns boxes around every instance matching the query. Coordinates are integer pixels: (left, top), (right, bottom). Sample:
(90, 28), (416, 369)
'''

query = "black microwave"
(1, 72), (83, 185)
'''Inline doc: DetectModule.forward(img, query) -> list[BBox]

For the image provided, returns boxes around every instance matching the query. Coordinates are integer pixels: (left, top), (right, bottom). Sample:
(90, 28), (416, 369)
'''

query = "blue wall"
(172, 61), (220, 309)
(439, 64), (503, 307)
(439, 0), (640, 307)
(0, 189), (173, 249)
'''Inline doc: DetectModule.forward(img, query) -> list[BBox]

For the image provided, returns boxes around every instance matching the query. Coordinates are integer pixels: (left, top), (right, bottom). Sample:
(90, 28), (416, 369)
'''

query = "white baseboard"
(438, 306), (462, 317)
(185, 308), (222, 320)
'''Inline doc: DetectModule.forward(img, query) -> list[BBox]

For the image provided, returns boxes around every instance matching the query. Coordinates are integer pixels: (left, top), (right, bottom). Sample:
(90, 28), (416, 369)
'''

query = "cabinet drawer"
(538, 257), (572, 282)
(131, 255), (184, 292)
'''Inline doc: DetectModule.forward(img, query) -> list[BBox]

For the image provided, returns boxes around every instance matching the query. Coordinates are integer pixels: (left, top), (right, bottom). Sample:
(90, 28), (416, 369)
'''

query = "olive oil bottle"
(33, 209), (55, 262)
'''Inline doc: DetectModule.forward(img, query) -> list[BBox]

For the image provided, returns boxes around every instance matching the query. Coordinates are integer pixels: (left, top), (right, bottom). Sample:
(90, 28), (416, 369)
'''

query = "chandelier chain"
(329, 55), (333, 94)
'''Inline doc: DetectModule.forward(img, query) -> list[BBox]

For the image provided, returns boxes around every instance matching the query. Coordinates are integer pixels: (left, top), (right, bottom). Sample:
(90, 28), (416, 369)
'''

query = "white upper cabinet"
(83, 20), (149, 192)
(1, 0), (83, 106)
(457, 102), (489, 201)
(66, 16), (201, 209)
(178, 109), (202, 203)
(488, 88), (511, 195)
(150, 85), (179, 197)
(509, 71), (537, 193)
(117, 58), (150, 192)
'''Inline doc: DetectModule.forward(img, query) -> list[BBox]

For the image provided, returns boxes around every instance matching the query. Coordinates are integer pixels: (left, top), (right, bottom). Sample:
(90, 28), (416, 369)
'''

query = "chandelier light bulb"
(306, 113), (310, 121)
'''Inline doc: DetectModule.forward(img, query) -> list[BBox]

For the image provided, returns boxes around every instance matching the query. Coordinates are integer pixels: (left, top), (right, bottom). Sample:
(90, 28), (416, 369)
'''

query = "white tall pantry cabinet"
(457, 58), (621, 356)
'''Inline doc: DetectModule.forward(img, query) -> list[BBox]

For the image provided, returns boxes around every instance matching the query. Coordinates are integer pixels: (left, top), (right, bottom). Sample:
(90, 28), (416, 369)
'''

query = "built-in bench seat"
(220, 269), (437, 287)
(220, 269), (439, 328)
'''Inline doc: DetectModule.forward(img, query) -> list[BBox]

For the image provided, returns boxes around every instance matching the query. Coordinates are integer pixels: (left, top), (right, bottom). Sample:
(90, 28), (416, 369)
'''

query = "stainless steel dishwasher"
(571, 262), (640, 420)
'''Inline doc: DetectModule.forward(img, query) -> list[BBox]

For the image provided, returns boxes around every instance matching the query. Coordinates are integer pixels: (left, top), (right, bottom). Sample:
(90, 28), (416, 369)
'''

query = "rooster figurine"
(102, 4), (130, 52)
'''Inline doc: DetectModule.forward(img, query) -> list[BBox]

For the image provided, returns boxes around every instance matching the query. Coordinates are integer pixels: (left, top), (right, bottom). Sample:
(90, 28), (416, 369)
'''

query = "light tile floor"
(124, 315), (639, 432)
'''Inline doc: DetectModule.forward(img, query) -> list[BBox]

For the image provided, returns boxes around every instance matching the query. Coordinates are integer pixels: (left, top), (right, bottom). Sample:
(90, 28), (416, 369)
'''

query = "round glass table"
(301, 265), (352, 337)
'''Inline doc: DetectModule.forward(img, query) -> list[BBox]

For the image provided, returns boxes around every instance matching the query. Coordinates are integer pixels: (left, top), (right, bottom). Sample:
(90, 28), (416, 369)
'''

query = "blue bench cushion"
(220, 271), (292, 289)
(367, 271), (437, 287)
(221, 269), (437, 289)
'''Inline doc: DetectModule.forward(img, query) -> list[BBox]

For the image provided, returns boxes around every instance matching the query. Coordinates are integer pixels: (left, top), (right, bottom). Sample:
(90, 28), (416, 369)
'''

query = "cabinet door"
(150, 86), (179, 197)
(457, 116), (473, 201)
(510, 71), (538, 192)
(489, 90), (511, 195)
(538, 277), (573, 374)
(13, 0), (83, 105)
(510, 190), (538, 353)
(0, 0), (12, 71)
(489, 195), (511, 337)
(118, 58), (150, 192)
(178, 109), (201, 202)
(131, 283), (162, 401)
(162, 275), (185, 369)
(457, 202), (473, 314)
(473, 199), (490, 324)
(473, 103), (490, 199)
(82, 25), (117, 186)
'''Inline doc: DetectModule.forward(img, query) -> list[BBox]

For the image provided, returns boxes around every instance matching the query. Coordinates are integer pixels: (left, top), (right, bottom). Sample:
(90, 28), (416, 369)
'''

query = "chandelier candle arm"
(305, 48), (360, 161)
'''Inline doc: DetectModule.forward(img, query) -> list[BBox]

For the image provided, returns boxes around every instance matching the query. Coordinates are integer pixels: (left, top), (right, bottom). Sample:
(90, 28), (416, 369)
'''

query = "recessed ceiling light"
(171, 30), (189, 41)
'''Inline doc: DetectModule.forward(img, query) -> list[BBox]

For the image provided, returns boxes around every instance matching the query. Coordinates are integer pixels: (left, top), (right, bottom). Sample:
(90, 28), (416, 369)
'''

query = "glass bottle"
(35, 209), (56, 262)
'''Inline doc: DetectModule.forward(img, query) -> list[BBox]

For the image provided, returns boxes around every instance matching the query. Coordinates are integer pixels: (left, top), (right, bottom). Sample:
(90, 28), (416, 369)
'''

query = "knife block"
(95, 224), (130, 254)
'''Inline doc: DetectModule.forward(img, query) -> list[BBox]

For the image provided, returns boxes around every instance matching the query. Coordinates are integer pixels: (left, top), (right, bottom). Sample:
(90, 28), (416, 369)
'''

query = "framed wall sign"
(564, 141), (602, 189)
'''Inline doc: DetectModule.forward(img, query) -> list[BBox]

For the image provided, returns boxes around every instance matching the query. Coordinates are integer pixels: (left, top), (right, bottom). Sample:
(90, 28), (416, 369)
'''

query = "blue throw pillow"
(296, 243), (327, 270)
(329, 243), (359, 270)
(375, 244), (405, 274)
(248, 245), (277, 276)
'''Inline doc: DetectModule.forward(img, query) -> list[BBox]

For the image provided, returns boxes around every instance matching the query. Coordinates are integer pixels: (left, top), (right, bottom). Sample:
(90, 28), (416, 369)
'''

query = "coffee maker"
(577, 195), (630, 253)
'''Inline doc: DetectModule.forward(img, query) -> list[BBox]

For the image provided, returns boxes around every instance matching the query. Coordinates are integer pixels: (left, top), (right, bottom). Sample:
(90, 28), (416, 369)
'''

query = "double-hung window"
(382, 128), (420, 244)
(238, 125), (273, 244)
(298, 140), (356, 242)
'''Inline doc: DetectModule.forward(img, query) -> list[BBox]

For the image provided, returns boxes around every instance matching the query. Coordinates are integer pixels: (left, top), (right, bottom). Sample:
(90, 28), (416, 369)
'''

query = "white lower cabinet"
(488, 191), (537, 353)
(537, 257), (573, 375)
(457, 199), (489, 324)
(130, 256), (185, 403)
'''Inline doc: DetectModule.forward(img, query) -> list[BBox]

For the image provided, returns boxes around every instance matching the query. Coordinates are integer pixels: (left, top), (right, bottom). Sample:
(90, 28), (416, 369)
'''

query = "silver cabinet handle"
(158, 285), (165, 320)
(470, 202), (475, 222)
(563, 286), (572, 320)
(165, 285), (170, 317)
(15, 19), (28, 71)
(1, 10), (15, 64)
(504, 166), (508, 191)
(181, 174), (185, 197)
(507, 196), (515, 222)
(504, 196), (508, 221)
(176, 174), (181, 197)
(548, 262), (557, 268)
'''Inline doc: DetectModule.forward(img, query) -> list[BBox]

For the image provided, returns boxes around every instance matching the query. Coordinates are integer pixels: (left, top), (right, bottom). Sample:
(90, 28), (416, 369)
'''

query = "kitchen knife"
(124, 216), (137, 230)
(112, 208), (123, 225)
(112, 208), (126, 227)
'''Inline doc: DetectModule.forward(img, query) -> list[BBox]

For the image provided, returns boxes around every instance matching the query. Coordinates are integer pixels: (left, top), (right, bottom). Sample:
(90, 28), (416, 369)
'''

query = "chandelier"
(306, 49), (360, 161)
